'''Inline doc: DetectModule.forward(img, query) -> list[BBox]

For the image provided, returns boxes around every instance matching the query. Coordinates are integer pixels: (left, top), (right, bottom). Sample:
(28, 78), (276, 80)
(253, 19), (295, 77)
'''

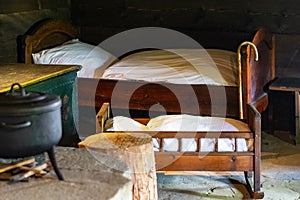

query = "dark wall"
(0, 0), (299, 78)
(71, 0), (300, 77)
(0, 0), (71, 63)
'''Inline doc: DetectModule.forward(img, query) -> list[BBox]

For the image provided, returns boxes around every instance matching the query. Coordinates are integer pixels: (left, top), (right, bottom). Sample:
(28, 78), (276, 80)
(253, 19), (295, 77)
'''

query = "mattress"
(32, 39), (238, 85)
(102, 49), (238, 86)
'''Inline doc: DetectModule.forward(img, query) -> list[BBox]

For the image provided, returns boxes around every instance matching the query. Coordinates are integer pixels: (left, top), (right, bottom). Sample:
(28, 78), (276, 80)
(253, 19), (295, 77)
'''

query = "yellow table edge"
(0, 64), (82, 93)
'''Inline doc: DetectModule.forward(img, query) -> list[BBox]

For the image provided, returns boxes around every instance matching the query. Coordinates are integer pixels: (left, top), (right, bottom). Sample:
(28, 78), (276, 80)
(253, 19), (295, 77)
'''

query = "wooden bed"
(19, 18), (275, 198)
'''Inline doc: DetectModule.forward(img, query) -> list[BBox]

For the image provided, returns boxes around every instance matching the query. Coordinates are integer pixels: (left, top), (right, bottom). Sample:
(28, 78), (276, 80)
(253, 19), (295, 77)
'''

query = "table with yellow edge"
(0, 64), (81, 146)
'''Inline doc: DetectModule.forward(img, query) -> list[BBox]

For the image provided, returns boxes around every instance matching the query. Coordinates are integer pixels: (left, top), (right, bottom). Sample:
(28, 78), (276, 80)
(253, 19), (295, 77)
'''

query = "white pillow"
(32, 39), (116, 78)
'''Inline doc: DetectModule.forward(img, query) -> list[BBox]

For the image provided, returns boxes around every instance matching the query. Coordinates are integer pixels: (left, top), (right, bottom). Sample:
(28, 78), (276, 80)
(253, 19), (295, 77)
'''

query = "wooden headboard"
(244, 28), (275, 112)
(19, 18), (80, 64)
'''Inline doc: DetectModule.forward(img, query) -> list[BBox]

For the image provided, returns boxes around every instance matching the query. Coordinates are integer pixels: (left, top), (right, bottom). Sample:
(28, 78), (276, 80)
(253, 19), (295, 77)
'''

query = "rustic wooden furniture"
(19, 18), (275, 198)
(19, 19), (275, 132)
(268, 77), (300, 145)
(78, 132), (158, 200)
(0, 63), (81, 146)
(96, 100), (266, 198)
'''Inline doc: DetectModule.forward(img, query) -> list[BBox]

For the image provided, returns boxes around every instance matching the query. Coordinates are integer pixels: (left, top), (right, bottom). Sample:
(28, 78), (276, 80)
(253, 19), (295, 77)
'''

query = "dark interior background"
(0, 0), (299, 77)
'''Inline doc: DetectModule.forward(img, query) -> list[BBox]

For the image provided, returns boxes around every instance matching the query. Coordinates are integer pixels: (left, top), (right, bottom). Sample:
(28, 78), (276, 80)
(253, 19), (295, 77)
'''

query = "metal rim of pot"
(0, 83), (61, 116)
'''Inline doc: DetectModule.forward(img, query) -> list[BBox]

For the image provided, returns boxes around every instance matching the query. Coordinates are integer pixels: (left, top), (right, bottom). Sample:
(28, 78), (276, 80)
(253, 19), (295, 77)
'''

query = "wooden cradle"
(19, 18), (275, 198)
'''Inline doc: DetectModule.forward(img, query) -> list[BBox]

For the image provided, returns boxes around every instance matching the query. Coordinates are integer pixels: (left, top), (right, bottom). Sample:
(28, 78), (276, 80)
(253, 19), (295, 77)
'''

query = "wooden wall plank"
(0, 9), (71, 63)
(71, 0), (300, 77)
(0, 0), (39, 13)
(39, 0), (70, 9)
(0, 0), (70, 14)
(275, 34), (300, 77)
(71, 0), (300, 34)
(1, 0), (300, 77)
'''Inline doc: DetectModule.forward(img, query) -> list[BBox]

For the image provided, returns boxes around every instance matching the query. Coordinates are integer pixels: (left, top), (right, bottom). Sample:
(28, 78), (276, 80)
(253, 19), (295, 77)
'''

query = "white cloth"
(102, 49), (238, 86)
(111, 115), (249, 152)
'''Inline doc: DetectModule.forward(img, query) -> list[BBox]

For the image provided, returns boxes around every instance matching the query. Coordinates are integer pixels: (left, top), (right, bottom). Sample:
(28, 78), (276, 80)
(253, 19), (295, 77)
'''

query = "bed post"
(96, 102), (110, 133)
(24, 36), (33, 64)
(245, 103), (264, 199)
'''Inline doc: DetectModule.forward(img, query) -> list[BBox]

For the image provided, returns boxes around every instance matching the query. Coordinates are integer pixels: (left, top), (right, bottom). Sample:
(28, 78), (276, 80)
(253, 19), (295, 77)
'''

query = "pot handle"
(0, 121), (32, 129)
(9, 83), (26, 96)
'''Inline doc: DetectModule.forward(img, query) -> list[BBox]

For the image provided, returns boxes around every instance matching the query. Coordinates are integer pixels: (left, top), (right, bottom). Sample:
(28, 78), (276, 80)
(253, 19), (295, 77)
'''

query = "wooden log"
(79, 132), (158, 200)
(10, 163), (48, 182)
(0, 158), (35, 174)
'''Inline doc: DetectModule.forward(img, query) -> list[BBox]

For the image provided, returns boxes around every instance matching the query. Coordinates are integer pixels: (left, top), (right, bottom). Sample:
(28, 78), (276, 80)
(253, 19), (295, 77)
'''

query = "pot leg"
(47, 148), (64, 181)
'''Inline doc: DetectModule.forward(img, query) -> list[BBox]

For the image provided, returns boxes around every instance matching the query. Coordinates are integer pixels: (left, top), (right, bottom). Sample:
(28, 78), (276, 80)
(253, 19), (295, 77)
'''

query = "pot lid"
(0, 83), (61, 116)
(0, 83), (47, 104)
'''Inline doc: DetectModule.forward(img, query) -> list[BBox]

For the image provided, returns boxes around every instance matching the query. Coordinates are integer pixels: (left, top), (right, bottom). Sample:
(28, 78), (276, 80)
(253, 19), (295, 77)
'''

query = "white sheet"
(102, 49), (238, 86)
(110, 115), (250, 152)
(32, 39), (238, 86)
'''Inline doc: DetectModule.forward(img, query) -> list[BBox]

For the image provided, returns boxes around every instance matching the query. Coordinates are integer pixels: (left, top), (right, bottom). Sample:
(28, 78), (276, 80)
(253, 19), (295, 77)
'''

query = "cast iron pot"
(0, 83), (62, 158)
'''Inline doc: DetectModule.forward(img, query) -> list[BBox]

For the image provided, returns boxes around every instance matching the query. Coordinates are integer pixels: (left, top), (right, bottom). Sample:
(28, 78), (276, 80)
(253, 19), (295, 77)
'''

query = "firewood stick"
(19, 165), (48, 175)
(10, 163), (48, 182)
(0, 158), (35, 174)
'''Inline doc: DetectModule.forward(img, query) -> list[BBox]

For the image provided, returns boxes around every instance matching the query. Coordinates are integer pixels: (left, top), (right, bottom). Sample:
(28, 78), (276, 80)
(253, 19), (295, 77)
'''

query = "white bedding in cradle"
(109, 114), (250, 152)
(102, 49), (238, 86)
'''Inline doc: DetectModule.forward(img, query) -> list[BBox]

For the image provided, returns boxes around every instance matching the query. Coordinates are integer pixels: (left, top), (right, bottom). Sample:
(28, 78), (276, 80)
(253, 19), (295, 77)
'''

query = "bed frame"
(19, 18), (275, 198)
